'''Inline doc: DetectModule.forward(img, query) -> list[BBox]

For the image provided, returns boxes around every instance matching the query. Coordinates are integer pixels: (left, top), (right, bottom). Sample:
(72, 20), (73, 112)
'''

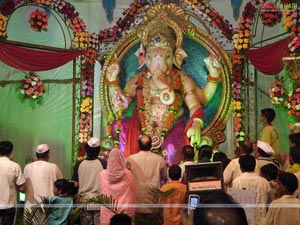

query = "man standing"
(0, 141), (25, 225)
(127, 135), (167, 225)
(232, 154), (270, 225)
(179, 145), (197, 182)
(260, 108), (280, 154)
(160, 165), (186, 225)
(264, 172), (300, 225)
(72, 137), (104, 225)
(24, 144), (63, 207)
(223, 140), (253, 188)
(255, 140), (278, 175)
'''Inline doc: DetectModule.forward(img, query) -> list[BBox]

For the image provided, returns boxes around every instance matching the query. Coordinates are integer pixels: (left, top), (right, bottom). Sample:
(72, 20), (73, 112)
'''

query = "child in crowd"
(48, 179), (74, 225)
(260, 164), (281, 204)
(160, 164), (187, 225)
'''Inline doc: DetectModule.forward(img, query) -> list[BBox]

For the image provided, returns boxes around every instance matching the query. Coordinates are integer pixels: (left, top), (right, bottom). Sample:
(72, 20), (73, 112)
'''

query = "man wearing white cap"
(23, 143), (63, 208)
(254, 140), (278, 175)
(72, 137), (105, 225)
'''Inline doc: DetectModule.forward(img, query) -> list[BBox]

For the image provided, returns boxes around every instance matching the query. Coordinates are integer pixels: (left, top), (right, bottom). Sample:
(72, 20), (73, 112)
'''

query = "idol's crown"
(145, 26), (176, 48)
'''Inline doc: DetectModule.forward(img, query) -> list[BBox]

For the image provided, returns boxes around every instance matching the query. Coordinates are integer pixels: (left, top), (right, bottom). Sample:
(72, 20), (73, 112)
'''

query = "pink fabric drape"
(245, 36), (291, 75)
(0, 41), (86, 71)
(100, 148), (139, 225)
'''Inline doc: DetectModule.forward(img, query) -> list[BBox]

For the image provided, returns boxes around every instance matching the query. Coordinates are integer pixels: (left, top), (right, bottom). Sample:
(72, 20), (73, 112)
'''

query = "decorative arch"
(0, 0), (98, 161)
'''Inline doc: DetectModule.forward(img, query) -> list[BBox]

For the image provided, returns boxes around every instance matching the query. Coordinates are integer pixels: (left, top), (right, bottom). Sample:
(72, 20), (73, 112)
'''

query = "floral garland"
(29, 9), (48, 32)
(16, 72), (46, 108)
(288, 36), (300, 56)
(183, 0), (234, 40)
(136, 69), (183, 150)
(98, 0), (234, 47)
(269, 75), (288, 109)
(285, 87), (300, 122)
(270, 69), (300, 123)
(259, 2), (282, 27)
(0, 13), (7, 38)
(282, 1), (300, 58)
(231, 0), (260, 141)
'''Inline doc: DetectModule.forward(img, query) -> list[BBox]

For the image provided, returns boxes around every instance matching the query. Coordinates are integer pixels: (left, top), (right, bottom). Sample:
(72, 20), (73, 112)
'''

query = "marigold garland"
(0, 14), (7, 38)
(136, 69), (183, 143)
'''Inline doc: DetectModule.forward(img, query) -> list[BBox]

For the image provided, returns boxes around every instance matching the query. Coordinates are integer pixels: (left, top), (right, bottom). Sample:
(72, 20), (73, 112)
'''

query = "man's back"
(24, 160), (63, 204)
(223, 158), (242, 187)
(160, 181), (186, 225)
(264, 195), (300, 225)
(0, 157), (25, 209)
(232, 172), (270, 225)
(128, 151), (166, 188)
(127, 151), (167, 214)
(73, 158), (103, 200)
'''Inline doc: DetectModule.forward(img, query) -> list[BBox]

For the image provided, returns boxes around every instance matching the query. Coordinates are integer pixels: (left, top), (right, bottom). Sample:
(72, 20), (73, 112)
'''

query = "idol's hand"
(112, 89), (129, 110)
(106, 55), (120, 82)
(186, 119), (202, 147)
(204, 56), (220, 78)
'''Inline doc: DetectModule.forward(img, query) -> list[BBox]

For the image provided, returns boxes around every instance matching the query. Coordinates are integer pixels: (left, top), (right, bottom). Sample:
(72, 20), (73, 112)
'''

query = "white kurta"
(232, 172), (270, 225)
(24, 160), (63, 205)
(264, 195), (300, 225)
(0, 157), (25, 209)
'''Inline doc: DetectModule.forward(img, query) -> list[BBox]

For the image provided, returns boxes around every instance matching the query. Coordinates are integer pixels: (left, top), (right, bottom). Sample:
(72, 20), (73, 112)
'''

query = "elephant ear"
(173, 48), (187, 69)
(135, 44), (146, 69)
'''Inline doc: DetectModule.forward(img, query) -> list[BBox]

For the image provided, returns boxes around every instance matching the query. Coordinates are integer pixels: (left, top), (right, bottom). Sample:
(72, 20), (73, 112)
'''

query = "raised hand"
(204, 56), (220, 78)
(106, 55), (120, 82)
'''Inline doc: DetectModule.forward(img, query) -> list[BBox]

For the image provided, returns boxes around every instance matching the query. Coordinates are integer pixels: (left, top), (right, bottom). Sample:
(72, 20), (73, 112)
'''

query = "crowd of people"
(1, 109), (300, 225)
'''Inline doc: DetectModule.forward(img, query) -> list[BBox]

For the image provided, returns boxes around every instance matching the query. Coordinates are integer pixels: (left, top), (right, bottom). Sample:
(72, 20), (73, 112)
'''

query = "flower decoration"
(183, 0), (234, 40)
(74, 31), (89, 49)
(269, 75), (288, 109)
(79, 97), (93, 143)
(0, 14), (7, 38)
(70, 17), (86, 33)
(283, 8), (293, 32)
(287, 35), (300, 56)
(29, 9), (48, 32)
(32, 0), (51, 5)
(285, 87), (300, 123)
(0, 0), (15, 16)
(79, 112), (92, 143)
(269, 69), (300, 123)
(233, 17), (251, 50)
(259, 2), (282, 27)
(16, 72), (46, 108)
(231, 0), (262, 144)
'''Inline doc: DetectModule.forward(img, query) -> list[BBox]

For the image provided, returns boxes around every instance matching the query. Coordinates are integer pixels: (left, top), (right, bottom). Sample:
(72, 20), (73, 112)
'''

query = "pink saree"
(99, 148), (139, 225)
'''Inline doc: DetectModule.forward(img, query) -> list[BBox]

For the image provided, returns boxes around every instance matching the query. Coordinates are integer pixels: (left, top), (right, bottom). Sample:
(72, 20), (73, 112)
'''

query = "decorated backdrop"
(0, 0), (298, 176)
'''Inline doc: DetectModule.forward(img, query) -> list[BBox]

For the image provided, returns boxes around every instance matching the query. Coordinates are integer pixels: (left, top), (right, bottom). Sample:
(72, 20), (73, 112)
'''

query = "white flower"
(32, 95), (37, 99)
(31, 81), (36, 86)
(295, 104), (300, 110)
(20, 89), (25, 94)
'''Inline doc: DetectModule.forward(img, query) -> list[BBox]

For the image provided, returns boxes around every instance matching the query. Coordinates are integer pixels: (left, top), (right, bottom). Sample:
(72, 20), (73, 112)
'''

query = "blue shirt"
(47, 195), (73, 225)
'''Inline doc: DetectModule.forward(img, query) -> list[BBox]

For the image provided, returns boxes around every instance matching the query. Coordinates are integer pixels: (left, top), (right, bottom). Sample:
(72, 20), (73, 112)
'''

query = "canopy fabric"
(245, 36), (291, 75)
(0, 41), (86, 72)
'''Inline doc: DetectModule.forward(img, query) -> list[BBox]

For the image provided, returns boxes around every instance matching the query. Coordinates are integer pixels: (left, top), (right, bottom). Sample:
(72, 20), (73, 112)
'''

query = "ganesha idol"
(104, 15), (222, 164)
